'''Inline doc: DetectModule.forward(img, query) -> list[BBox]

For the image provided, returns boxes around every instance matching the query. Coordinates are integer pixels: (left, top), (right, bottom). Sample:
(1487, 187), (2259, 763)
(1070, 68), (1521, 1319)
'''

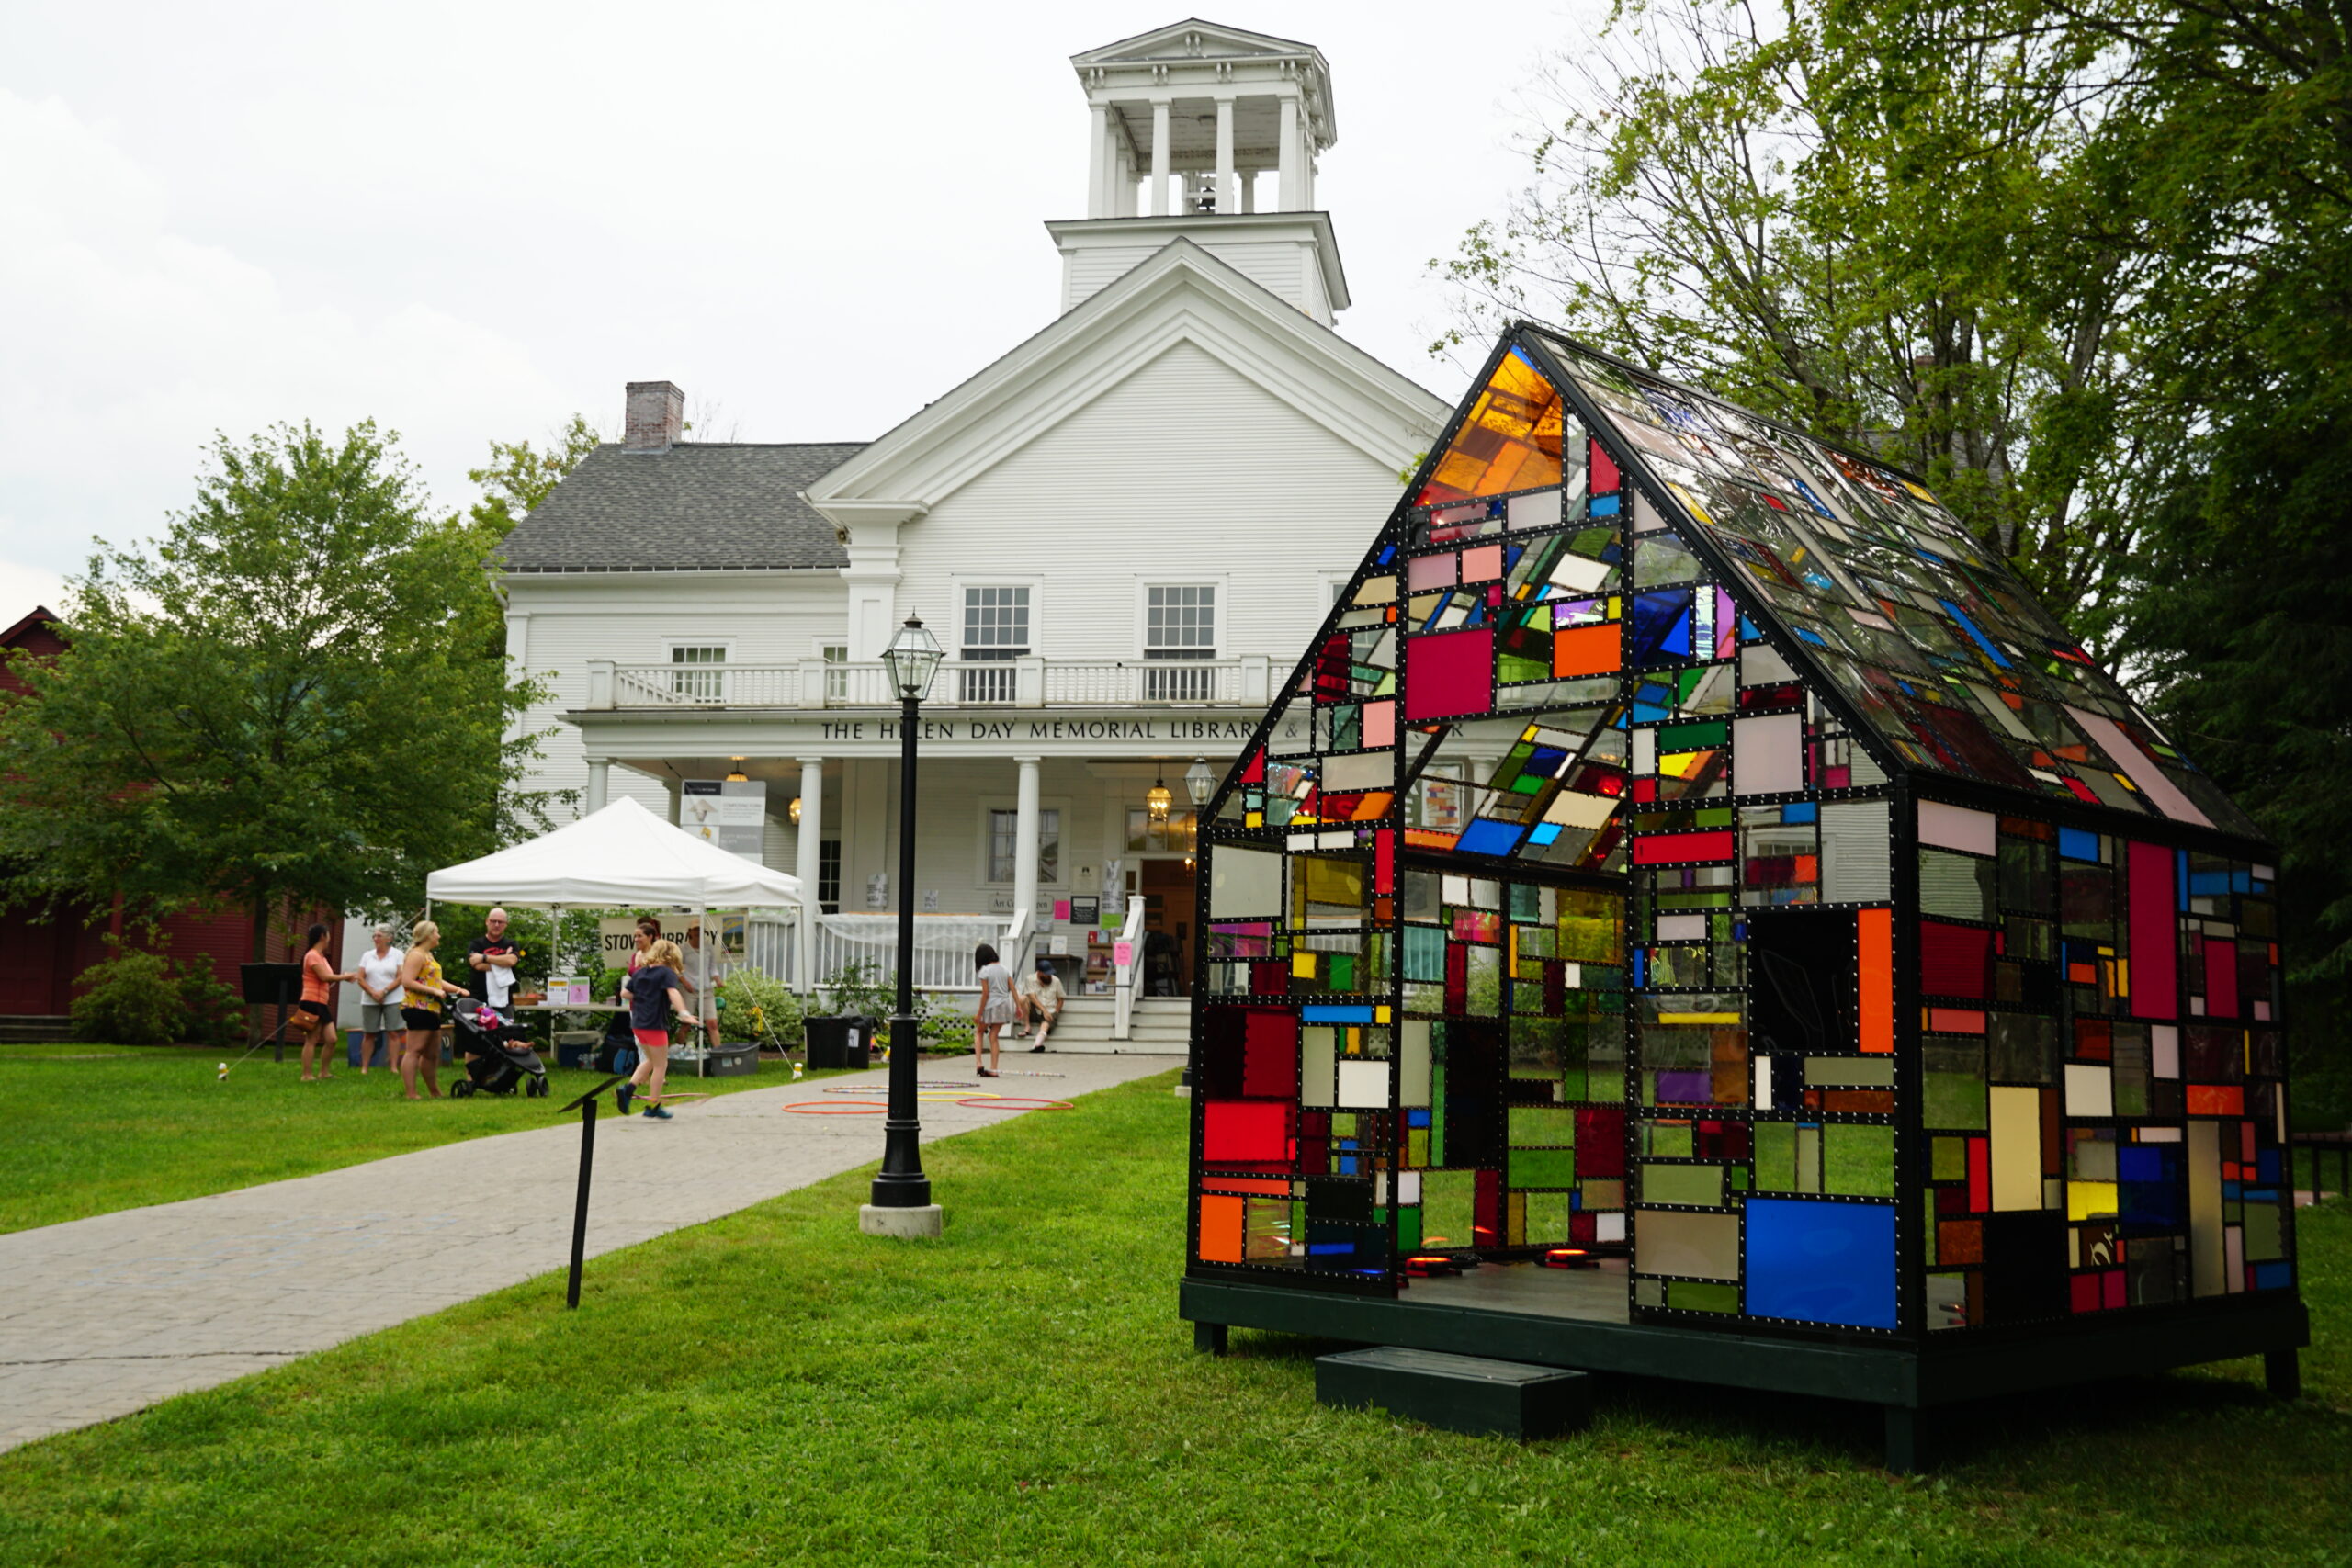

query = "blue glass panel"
(2118, 1145), (2184, 1226)
(1743, 1198), (1896, 1330)
(2058, 827), (2101, 862)
(1456, 818), (1528, 856)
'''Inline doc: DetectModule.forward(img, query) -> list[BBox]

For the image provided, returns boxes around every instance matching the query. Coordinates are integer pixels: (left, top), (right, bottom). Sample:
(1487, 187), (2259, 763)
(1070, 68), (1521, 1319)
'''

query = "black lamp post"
(865, 613), (944, 1231)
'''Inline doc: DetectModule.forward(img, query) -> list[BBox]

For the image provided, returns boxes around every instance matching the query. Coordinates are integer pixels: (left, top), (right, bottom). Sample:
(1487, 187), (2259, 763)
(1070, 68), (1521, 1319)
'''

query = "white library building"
(499, 20), (1446, 1032)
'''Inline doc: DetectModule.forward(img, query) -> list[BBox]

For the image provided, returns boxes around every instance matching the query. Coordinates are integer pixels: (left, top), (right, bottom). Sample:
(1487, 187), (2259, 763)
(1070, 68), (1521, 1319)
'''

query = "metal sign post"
(555, 1075), (629, 1308)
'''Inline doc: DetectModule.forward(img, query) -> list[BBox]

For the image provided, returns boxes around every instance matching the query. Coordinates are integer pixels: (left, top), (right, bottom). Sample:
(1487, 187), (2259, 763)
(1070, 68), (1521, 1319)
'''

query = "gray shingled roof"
(497, 442), (865, 572)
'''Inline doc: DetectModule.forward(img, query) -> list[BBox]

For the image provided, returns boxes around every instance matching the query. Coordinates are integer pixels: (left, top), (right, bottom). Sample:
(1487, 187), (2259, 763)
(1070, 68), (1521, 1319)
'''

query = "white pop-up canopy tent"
(425, 797), (805, 1022)
(426, 796), (802, 910)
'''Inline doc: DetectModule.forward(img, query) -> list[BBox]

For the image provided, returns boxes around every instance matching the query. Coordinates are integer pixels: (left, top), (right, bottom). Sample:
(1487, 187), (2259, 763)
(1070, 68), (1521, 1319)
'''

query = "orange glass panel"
(1860, 907), (1894, 1053)
(1553, 622), (1622, 678)
(1417, 349), (1566, 505)
(2185, 1084), (2245, 1117)
(1197, 1193), (1246, 1263)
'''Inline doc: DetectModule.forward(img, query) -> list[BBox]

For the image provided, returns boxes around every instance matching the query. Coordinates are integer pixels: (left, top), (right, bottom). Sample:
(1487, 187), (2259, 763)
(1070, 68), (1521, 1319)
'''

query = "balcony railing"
(590, 656), (1270, 710)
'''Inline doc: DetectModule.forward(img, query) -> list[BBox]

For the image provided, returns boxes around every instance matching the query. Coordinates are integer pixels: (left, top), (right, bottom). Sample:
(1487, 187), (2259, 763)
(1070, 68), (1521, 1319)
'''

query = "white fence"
(730, 911), (1019, 997)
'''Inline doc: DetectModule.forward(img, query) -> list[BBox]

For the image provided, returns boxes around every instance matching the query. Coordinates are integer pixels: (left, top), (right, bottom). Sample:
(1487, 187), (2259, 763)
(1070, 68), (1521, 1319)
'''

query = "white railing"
(805, 912), (1001, 997)
(741, 915), (798, 990)
(1001, 907), (1034, 979)
(1112, 895), (1146, 1042)
(591, 657), (1267, 711)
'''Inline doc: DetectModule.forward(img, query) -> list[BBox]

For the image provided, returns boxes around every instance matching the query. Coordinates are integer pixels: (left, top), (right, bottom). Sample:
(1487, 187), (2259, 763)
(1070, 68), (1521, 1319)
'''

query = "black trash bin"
(804, 1015), (876, 1070)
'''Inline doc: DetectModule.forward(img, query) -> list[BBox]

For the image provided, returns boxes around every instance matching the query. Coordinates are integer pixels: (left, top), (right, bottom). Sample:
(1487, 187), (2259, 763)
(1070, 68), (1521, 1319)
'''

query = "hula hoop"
(782, 1100), (888, 1115)
(955, 1096), (1074, 1111)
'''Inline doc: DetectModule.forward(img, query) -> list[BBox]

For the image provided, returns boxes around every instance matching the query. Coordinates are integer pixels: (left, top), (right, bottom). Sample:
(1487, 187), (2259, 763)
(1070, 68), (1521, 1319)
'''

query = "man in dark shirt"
(467, 908), (521, 1010)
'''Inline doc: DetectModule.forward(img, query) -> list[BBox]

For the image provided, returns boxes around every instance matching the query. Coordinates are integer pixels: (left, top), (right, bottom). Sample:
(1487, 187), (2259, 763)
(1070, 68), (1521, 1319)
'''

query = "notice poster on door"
(681, 779), (766, 863)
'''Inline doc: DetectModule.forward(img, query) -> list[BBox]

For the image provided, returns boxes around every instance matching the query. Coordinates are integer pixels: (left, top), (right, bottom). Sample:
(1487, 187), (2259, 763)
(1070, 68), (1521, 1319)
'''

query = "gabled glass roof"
(1514, 326), (2256, 839)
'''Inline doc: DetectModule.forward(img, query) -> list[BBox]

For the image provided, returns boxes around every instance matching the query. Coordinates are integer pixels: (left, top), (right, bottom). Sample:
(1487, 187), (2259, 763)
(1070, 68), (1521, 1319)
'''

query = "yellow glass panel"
(1989, 1086), (2041, 1212)
(2067, 1180), (2119, 1221)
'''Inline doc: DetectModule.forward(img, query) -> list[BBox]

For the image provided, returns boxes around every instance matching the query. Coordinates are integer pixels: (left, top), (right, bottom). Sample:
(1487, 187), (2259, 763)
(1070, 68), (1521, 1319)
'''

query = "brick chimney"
(623, 380), (685, 452)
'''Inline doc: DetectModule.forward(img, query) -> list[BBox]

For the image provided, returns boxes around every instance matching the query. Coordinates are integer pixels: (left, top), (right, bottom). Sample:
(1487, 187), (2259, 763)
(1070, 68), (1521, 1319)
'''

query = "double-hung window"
(960, 586), (1030, 704)
(1144, 584), (1216, 701)
(670, 643), (729, 702)
(986, 807), (1061, 885)
(817, 840), (842, 912)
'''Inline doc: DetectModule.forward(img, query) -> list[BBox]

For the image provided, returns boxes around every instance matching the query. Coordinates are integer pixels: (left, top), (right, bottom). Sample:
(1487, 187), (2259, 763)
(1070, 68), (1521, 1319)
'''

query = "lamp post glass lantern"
(1183, 757), (1215, 807)
(871, 615), (944, 1219)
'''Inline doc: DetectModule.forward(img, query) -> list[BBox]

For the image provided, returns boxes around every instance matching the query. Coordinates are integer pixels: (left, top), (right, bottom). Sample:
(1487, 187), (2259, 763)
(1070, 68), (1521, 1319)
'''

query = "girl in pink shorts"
(616, 939), (689, 1120)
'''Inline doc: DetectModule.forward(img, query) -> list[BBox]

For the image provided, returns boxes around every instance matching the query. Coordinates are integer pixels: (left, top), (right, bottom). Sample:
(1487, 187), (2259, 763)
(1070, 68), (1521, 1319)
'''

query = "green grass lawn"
(0, 1043), (822, 1235)
(0, 1070), (2343, 1566)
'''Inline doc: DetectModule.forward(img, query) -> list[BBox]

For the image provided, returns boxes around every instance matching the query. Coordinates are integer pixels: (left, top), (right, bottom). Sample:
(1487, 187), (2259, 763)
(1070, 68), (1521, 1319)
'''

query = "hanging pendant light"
(1147, 772), (1172, 823)
(725, 757), (749, 783)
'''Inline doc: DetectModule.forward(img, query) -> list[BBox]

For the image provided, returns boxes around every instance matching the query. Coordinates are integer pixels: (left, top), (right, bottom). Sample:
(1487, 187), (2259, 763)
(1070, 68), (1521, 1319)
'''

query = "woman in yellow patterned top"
(394, 920), (467, 1101)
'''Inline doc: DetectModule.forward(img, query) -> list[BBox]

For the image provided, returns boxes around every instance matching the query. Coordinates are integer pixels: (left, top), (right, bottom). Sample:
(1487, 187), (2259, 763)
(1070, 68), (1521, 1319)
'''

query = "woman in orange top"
(296, 922), (356, 1082)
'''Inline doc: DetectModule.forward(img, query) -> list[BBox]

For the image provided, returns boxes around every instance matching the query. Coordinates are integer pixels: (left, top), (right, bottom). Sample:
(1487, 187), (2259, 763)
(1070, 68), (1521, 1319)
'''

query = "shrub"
(72, 947), (187, 1045)
(917, 991), (975, 1054)
(818, 958), (896, 1022)
(723, 965), (805, 1049)
(176, 963), (246, 1049)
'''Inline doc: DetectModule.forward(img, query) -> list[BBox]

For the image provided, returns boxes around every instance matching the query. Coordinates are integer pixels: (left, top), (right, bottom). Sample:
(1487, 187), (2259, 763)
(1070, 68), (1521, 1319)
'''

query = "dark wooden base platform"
(1317, 1346), (1592, 1439)
(1182, 1270), (2309, 1472)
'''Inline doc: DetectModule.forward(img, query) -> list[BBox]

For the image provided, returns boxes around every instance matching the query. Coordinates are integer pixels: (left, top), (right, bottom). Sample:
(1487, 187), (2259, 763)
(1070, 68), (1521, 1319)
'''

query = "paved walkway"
(0, 1054), (1173, 1451)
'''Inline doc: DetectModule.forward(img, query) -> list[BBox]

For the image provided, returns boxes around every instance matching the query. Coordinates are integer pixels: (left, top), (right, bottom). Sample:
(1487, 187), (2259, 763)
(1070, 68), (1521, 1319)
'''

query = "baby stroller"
(447, 999), (550, 1099)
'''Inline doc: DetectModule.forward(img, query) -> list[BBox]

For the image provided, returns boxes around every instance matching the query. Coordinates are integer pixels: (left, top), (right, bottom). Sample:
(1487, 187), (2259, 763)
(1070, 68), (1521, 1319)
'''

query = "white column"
(1214, 95), (1236, 214)
(1087, 102), (1110, 218)
(1277, 94), (1302, 210)
(795, 757), (824, 994)
(1149, 98), (1171, 216)
(665, 774), (683, 825)
(1013, 758), (1043, 954)
(1240, 168), (1256, 213)
(584, 758), (610, 816)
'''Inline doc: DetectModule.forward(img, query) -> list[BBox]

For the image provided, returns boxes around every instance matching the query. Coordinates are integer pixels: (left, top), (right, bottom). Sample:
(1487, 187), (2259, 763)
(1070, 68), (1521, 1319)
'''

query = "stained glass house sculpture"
(1180, 324), (2309, 1469)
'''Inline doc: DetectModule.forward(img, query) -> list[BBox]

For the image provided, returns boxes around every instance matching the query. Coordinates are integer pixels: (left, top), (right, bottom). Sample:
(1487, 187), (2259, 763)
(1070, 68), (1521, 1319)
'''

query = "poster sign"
(597, 916), (690, 960)
(1069, 896), (1099, 926)
(681, 779), (767, 863)
(1113, 940), (1135, 971)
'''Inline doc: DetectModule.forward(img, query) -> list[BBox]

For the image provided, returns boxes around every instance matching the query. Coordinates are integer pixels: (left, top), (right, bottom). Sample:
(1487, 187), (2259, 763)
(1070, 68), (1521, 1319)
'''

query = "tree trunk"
(251, 891), (272, 964)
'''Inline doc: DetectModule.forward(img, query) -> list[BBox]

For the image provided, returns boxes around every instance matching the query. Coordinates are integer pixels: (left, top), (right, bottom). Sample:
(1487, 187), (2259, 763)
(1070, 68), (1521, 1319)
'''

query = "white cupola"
(1048, 20), (1351, 324)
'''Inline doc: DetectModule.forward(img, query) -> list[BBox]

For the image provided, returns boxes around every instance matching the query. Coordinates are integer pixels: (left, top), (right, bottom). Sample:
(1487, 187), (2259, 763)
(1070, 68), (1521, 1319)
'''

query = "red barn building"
(0, 606), (308, 1039)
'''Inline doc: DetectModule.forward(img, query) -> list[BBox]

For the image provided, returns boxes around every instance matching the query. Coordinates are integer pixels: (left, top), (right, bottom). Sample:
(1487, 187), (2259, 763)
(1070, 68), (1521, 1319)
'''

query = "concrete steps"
(1023, 996), (1191, 1055)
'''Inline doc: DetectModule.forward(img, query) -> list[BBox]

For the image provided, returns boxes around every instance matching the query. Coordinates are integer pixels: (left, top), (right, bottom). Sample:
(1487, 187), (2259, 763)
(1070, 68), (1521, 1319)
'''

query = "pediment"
(804, 240), (1443, 521)
(1071, 18), (1315, 67)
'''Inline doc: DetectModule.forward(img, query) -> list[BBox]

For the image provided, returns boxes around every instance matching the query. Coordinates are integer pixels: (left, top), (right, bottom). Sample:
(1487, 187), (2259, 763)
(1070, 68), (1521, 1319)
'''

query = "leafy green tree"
(0, 422), (562, 959)
(2080, 0), (2352, 1124)
(1433, 0), (2151, 644)
(468, 414), (602, 533)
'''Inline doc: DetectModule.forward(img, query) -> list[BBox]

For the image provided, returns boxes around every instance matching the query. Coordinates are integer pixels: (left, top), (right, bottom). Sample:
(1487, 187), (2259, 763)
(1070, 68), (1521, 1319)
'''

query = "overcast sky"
(0, 2), (1602, 628)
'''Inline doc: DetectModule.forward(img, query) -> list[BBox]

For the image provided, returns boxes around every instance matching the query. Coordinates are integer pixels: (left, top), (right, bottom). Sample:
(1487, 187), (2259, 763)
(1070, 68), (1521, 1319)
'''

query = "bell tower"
(1049, 21), (1350, 324)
